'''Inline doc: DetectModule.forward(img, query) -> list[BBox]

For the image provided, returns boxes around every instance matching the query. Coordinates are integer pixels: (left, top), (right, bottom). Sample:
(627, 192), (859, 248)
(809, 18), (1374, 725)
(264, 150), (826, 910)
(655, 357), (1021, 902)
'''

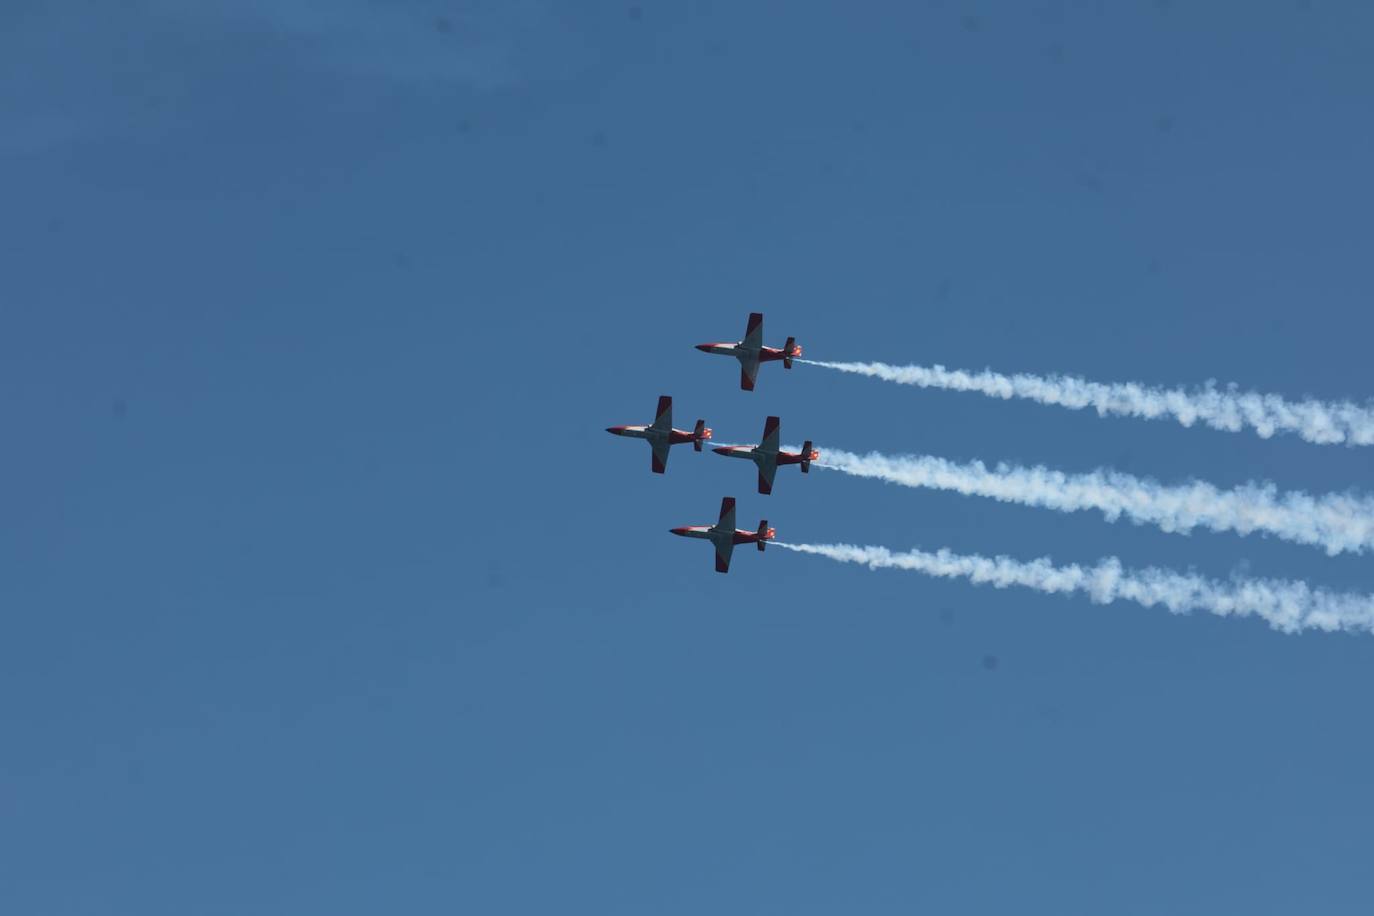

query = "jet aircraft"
(670, 496), (775, 573)
(695, 312), (802, 390)
(606, 396), (711, 473)
(713, 416), (819, 494)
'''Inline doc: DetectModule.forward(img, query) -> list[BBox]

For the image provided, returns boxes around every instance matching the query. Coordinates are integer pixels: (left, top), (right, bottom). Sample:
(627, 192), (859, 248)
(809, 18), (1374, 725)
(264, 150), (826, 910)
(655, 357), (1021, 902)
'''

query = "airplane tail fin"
(693, 419), (711, 451)
(783, 337), (797, 369)
(800, 440), (813, 473)
(756, 519), (770, 551)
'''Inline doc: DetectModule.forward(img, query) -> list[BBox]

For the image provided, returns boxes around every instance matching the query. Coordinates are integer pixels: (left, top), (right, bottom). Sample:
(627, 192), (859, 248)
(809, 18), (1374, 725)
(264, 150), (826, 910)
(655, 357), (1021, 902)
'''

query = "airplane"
(670, 496), (775, 573)
(713, 416), (819, 495)
(695, 311), (802, 391)
(606, 395), (711, 473)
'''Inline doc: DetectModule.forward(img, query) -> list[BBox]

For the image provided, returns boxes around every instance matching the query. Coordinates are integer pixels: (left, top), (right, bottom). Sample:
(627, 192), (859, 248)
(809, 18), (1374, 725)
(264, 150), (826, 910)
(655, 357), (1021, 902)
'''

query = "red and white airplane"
(713, 416), (819, 495)
(695, 312), (802, 391)
(606, 395), (712, 473)
(671, 496), (775, 573)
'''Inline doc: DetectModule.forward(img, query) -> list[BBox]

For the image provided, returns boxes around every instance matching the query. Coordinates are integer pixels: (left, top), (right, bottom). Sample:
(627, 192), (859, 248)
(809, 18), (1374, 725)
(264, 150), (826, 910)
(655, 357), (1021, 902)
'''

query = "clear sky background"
(5, 2), (1374, 913)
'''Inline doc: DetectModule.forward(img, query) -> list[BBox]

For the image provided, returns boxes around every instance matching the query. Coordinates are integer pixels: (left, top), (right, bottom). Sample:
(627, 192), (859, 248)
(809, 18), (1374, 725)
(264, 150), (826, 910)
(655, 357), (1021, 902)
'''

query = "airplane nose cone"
(711, 446), (729, 455)
(670, 527), (690, 536)
(605, 426), (624, 435)
(695, 343), (713, 353)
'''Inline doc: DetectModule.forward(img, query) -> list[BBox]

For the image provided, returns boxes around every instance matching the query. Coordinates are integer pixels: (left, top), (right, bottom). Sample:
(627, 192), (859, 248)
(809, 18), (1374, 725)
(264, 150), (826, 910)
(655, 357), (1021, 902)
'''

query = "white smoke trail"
(815, 448), (1374, 556)
(799, 359), (1374, 446)
(775, 542), (1374, 635)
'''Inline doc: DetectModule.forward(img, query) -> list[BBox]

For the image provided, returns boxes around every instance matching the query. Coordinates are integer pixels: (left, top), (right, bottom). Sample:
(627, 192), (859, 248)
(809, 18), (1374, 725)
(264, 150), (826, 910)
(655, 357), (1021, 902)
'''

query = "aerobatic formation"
(605, 312), (1374, 635)
(606, 312), (808, 572)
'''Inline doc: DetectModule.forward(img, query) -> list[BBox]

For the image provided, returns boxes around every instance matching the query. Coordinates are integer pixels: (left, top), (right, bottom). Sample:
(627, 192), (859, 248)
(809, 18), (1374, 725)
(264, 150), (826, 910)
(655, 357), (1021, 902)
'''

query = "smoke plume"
(816, 447), (1374, 556)
(775, 541), (1374, 634)
(801, 360), (1374, 445)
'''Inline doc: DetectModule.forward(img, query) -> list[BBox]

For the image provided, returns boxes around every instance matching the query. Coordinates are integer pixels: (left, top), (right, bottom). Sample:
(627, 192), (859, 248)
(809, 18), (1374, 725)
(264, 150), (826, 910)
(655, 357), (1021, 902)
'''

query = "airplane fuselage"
(606, 425), (699, 445)
(695, 342), (790, 363)
(714, 445), (811, 469)
(670, 526), (771, 547)
(670, 525), (718, 542)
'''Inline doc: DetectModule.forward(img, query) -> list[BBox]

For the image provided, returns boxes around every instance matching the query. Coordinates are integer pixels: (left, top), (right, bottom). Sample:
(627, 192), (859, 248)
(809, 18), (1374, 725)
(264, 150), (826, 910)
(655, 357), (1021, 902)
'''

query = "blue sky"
(5, 2), (1374, 913)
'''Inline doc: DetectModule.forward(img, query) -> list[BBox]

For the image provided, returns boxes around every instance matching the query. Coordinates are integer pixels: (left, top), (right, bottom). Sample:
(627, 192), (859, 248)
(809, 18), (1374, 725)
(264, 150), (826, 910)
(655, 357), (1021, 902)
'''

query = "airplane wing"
(651, 395), (672, 433)
(759, 415), (781, 453)
(757, 455), (778, 495)
(714, 538), (735, 573)
(743, 312), (764, 350)
(714, 496), (737, 532)
(738, 354), (760, 391)
(651, 439), (670, 474)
